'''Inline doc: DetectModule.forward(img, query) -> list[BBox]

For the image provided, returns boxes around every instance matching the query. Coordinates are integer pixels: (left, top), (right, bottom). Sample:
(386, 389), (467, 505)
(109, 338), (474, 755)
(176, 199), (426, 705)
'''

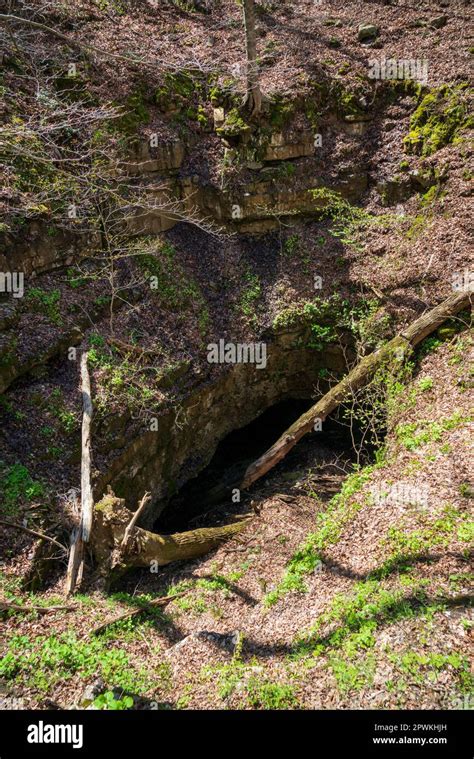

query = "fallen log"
(91, 493), (252, 583)
(240, 290), (471, 490)
(81, 291), (470, 584)
(0, 600), (77, 615)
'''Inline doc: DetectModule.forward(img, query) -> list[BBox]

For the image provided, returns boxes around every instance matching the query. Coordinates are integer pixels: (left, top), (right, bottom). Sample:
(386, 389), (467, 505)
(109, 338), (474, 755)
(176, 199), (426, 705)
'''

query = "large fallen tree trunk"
(91, 492), (251, 584)
(240, 290), (471, 490)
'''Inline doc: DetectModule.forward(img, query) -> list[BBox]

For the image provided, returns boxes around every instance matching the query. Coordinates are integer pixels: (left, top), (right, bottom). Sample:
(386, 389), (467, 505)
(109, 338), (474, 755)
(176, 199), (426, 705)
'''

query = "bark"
(80, 352), (94, 542)
(241, 0), (262, 117)
(0, 600), (77, 615)
(84, 291), (469, 584)
(65, 352), (93, 596)
(120, 492), (151, 553)
(91, 493), (251, 583)
(240, 290), (471, 490)
(65, 525), (83, 597)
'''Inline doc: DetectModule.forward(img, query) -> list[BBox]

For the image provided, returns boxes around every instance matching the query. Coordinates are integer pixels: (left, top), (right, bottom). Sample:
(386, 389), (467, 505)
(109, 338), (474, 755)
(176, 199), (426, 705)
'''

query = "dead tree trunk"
(240, 290), (471, 490)
(80, 352), (94, 542)
(91, 493), (251, 585)
(65, 352), (93, 595)
(241, 0), (262, 118)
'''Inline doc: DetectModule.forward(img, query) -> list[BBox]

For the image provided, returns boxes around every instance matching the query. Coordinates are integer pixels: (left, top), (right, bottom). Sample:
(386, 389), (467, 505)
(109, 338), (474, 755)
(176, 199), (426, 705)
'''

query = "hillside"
(0, 0), (472, 725)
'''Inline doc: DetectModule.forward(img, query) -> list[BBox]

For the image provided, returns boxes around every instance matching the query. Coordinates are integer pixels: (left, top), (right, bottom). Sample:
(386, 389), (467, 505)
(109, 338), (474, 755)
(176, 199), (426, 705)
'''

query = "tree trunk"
(241, 0), (262, 117)
(80, 352), (94, 542)
(65, 352), (93, 595)
(91, 493), (251, 584)
(240, 290), (471, 490)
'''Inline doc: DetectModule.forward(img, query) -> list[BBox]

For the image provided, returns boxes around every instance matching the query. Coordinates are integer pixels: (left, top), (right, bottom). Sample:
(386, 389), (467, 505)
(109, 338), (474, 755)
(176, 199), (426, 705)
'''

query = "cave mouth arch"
(153, 396), (372, 533)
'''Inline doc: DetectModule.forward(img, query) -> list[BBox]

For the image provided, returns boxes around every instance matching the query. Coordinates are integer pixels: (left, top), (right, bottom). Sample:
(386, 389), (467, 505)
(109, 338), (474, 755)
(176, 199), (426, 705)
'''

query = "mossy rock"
(404, 83), (473, 156)
(216, 108), (251, 138)
(113, 92), (151, 134)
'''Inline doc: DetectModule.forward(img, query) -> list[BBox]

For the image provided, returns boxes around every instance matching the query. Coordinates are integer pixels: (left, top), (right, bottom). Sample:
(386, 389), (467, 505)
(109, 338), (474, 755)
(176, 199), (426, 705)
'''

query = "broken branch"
(0, 519), (67, 554)
(90, 593), (184, 636)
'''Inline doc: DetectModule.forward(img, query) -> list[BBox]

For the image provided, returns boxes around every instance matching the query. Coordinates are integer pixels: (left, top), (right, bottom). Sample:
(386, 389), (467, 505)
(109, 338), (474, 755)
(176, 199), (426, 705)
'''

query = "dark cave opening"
(154, 396), (377, 533)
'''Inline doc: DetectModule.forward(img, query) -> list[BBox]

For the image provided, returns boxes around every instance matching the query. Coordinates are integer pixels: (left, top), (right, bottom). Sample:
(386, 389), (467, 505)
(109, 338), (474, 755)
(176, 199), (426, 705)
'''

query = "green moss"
(335, 84), (365, 119)
(0, 462), (45, 516)
(404, 83), (473, 156)
(156, 70), (198, 110)
(209, 77), (240, 108)
(216, 108), (251, 138)
(267, 95), (295, 130)
(114, 92), (150, 134)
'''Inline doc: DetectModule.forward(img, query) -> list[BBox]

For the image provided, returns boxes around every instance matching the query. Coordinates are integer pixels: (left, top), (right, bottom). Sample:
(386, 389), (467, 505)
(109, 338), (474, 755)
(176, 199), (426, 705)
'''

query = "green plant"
(328, 652), (376, 694)
(216, 108), (250, 138)
(27, 288), (62, 325)
(137, 241), (204, 311)
(92, 691), (134, 710)
(396, 410), (470, 451)
(417, 376), (433, 392)
(240, 270), (261, 319)
(0, 462), (45, 516)
(66, 268), (87, 288)
(246, 678), (299, 709)
(309, 188), (401, 250)
(265, 465), (375, 606)
(0, 632), (156, 696)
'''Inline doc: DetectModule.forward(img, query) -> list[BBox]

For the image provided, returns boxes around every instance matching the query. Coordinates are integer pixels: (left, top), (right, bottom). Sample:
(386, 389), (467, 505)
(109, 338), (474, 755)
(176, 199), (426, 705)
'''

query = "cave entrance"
(154, 397), (370, 533)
